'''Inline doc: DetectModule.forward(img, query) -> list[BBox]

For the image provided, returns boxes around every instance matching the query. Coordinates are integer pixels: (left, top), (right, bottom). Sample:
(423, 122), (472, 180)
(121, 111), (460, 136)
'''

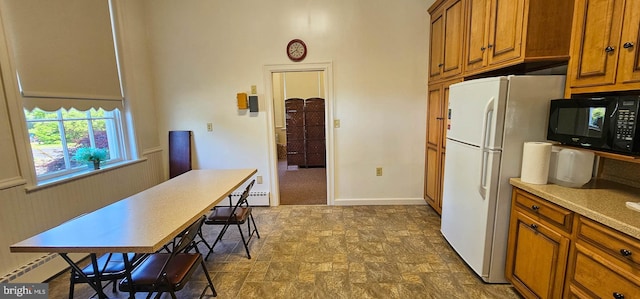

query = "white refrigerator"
(440, 75), (565, 283)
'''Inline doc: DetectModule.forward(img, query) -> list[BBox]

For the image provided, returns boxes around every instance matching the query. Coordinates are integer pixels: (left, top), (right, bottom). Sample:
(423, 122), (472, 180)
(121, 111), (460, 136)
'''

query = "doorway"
(264, 62), (334, 206)
(273, 71), (326, 205)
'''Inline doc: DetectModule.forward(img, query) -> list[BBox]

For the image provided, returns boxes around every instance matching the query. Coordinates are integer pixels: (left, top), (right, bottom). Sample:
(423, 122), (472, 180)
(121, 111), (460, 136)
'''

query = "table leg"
(121, 253), (136, 299)
(59, 253), (108, 299)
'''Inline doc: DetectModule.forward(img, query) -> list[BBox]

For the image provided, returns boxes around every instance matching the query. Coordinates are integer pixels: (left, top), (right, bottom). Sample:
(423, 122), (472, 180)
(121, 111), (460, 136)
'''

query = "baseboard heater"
(217, 191), (270, 206)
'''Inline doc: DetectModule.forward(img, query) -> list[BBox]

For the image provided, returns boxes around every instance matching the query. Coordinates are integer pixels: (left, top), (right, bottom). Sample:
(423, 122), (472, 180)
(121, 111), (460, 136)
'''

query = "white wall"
(146, 0), (432, 203)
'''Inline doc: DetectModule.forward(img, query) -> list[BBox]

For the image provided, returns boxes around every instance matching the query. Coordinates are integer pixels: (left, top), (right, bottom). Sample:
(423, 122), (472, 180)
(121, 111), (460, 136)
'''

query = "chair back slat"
(229, 180), (255, 220)
(173, 216), (206, 254)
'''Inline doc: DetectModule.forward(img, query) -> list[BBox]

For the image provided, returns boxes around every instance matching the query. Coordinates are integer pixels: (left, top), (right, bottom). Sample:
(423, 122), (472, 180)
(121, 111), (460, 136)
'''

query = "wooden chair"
(203, 179), (260, 260)
(119, 216), (216, 299)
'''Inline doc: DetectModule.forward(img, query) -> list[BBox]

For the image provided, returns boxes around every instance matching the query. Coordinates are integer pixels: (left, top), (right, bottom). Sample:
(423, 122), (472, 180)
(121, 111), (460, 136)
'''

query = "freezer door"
(440, 140), (504, 282)
(447, 77), (507, 149)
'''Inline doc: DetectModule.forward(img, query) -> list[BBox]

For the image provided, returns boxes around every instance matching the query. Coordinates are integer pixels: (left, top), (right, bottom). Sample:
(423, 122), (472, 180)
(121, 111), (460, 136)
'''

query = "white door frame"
(263, 62), (334, 206)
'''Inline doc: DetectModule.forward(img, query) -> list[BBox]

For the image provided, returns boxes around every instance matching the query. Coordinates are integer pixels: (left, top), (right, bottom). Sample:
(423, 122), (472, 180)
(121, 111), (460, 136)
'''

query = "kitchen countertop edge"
(510, 178), (640, 239)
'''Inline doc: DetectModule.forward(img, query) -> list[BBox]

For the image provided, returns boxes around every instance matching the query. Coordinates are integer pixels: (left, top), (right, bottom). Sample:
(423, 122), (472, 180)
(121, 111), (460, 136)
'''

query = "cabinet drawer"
(577, 216), (640, 267)
(571, 243), (640, 299)
(514, 189), (573, 232)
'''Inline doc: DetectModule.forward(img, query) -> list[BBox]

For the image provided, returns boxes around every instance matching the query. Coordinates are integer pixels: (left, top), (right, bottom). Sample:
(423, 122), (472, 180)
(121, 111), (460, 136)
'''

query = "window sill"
(25, 158), (148, 193)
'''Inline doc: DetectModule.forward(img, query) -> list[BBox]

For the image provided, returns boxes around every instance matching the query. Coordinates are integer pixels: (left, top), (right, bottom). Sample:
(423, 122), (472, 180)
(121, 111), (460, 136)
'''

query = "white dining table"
(10, 168), (257, 298)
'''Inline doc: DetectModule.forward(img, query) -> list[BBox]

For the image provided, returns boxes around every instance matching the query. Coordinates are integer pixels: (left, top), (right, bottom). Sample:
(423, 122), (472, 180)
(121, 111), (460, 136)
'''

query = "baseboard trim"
(333, 198), (427, 206)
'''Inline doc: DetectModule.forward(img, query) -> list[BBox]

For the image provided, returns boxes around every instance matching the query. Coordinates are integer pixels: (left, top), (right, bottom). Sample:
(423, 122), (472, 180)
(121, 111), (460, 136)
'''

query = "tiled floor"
(47, 205), (522, 298)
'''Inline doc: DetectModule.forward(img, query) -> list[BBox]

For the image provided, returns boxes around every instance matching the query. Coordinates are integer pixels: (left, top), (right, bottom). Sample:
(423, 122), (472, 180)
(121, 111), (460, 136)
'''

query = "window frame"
(24, 107), (126, 182)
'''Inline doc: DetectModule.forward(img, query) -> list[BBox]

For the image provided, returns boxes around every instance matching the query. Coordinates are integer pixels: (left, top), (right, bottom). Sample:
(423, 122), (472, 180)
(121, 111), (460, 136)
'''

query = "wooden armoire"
(285, 98), (326, 168)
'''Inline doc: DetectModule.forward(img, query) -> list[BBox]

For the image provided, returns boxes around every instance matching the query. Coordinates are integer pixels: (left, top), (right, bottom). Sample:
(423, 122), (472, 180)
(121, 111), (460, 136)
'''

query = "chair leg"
(68, 270), (75, 299)
(196, 229), (213, 254)
(236, 222), (251, 259)
(250, 214), (260, 239)
(199, 261), (217, 298)
(205, 223), (231, 261)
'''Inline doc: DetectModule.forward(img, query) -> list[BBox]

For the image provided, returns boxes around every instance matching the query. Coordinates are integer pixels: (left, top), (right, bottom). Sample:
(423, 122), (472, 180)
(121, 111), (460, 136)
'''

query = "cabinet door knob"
(438, 63), (444, 67)
(530, 223), (538, 230)
(613, 292), (625, 299)
(623, 42), (635, 49)
(480, 46), (486, 51)
(620, 249), (632, 257)
(487, 44), (493, 49)
(531, 205), (540, 211)
(436, 117), (444, 120)
(605, 46), (615, 53)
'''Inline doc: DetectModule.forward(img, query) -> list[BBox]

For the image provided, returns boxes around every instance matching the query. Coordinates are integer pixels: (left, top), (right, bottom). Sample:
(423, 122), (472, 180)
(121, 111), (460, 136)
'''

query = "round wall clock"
(287, 39), (307, 62)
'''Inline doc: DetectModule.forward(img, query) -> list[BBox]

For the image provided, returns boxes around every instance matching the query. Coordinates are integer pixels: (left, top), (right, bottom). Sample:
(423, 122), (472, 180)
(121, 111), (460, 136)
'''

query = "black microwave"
(547, 96), (640, 155)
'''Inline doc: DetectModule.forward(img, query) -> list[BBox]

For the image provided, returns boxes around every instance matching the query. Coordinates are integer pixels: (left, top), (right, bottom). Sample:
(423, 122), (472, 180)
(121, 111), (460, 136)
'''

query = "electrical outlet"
(251, 85), (257, 94)
(207, 123), (213, 132)
(256, 175), (263, 184)
(334, 119), (341, 128)
(376, 167), (382, 176)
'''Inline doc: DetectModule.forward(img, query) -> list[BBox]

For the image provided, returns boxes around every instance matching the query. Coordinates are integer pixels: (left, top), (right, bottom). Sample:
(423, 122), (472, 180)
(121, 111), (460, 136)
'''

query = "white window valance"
(1, 0), (123, 111)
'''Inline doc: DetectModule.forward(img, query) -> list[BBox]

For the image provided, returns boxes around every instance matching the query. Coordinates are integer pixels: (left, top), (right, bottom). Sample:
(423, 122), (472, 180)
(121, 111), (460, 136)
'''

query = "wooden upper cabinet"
(429, 13), (444, 79)
(568, 0), (623, 88)
(429, 0), (465, 82)
(463, 0), (574, 77)
(487, 0), (524, 65)
(616, 0), (640, 85)
(464, 0), (490, 72)
(567, 0), (640, 95)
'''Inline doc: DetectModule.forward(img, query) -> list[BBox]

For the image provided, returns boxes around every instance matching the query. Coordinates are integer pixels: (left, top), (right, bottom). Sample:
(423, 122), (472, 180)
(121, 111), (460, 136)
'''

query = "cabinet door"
(569, 243), (640, 299)
(425, 85), (443, 212)
(429, 11), (444, 80)
(464, 0), (490, 72)
(487, 0), (525, 66)
(427, 86), (442, 147)
(506, 210), (569, 299)
(568, 0), (624, 88)
(425, 146), (439, 209)
(616, 0), (640, 85)
(442, 0), (465, 78)
(441, 84), (451, 150)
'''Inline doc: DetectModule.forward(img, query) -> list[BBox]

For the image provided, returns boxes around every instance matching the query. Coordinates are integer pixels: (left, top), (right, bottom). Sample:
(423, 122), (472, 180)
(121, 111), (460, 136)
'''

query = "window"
(1, 0), (131, 183)
(24, 107), (124, 181)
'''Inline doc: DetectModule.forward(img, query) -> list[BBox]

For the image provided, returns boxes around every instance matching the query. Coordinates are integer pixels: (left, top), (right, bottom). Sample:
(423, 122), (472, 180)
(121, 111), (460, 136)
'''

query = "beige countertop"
(510, 178), (640, 239)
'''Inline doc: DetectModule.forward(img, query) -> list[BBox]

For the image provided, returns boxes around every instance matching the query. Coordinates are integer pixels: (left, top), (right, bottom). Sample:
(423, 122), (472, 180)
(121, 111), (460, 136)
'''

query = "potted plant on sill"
(74, 147), (108, 170)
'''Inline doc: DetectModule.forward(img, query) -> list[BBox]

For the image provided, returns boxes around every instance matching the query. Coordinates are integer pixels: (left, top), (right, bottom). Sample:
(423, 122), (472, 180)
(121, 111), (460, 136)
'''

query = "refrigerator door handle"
(478, 97), (495, 200)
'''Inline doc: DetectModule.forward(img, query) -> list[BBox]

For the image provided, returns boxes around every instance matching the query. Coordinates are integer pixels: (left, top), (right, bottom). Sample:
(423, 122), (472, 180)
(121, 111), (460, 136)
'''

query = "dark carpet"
(278, 160), (326, 205)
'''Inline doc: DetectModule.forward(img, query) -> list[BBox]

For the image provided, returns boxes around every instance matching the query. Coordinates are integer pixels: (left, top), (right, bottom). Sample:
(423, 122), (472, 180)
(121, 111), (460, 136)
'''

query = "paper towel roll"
(520, 142), (552, 184)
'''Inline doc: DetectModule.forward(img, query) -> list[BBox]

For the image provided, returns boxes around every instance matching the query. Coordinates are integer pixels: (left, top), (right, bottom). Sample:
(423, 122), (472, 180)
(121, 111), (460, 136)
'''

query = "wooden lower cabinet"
(507, 188), (640, 299)
(506, 189), (570, 298)
(565, 216), (640, 298)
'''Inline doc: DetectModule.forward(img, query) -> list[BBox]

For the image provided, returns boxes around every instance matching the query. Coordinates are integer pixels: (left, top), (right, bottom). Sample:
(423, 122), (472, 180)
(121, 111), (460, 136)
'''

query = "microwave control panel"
(613, 97), (640, 152)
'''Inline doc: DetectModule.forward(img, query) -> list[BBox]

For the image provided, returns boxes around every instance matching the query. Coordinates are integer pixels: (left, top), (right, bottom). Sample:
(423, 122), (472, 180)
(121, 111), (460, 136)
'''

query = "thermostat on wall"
(249, 95), (259, 112)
